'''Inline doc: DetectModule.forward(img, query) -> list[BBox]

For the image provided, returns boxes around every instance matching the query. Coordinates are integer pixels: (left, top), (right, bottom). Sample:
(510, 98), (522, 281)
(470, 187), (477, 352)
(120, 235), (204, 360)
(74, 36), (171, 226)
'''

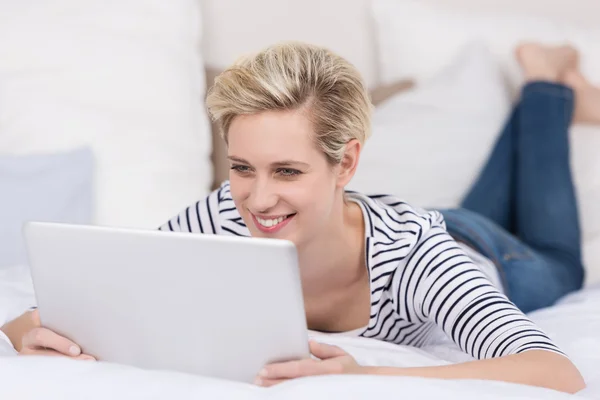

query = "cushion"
(0, 148), (93, 268)
(370, 80), (415, 107)
(371, 0), (600, 91)
(0, 0), (212, 229)
(570, 125), (600, 285)
(349, 42), (511, 210)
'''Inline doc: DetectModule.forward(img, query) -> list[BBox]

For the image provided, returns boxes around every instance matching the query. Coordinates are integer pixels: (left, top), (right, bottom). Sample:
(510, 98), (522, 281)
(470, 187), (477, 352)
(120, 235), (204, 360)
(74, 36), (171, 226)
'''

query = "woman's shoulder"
(158, 180), (247, 234)
(213, 180), (233, 204)
(194, 180), (245, 221)
(175, 180), (237, 215)
(347, 190), (446, 242)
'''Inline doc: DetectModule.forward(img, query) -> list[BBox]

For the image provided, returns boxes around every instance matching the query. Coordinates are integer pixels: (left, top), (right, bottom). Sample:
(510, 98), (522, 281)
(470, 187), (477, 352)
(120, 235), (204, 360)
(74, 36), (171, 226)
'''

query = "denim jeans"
(439, 82), (585, 314)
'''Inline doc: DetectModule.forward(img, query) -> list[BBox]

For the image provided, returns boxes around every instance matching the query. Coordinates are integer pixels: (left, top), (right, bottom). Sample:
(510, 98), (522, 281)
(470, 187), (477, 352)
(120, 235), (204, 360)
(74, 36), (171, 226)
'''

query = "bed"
(1, 262), (599, 398)
(1, 0), (600, 398)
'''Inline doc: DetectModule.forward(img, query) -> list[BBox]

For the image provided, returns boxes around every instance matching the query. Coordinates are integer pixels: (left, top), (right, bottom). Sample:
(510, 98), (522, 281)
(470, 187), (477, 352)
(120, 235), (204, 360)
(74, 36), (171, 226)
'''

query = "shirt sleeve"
(410, 226), (564, 359)
(157, 183), (225, 234)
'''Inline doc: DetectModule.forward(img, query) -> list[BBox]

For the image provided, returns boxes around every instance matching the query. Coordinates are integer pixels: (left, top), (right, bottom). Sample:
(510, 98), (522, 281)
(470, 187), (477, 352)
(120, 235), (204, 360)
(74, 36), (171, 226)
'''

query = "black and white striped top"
(159, 181), (563, 359)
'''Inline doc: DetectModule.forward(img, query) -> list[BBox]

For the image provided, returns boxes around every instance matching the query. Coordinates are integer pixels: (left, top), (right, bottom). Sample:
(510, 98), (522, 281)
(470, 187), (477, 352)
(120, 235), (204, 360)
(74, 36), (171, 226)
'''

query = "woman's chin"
(250, 225), (300, 246)
(251, 227), (293, 240)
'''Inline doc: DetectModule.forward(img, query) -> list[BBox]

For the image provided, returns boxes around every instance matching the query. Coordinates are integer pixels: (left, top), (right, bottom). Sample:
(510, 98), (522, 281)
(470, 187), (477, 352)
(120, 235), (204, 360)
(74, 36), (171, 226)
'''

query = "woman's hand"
(255, 340), (361, 387)
(2, 310), (95, 360)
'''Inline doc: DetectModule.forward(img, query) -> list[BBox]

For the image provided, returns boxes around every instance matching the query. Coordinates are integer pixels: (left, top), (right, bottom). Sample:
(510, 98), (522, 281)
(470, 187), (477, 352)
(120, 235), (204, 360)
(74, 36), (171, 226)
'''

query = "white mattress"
(1, 263), (599, 399)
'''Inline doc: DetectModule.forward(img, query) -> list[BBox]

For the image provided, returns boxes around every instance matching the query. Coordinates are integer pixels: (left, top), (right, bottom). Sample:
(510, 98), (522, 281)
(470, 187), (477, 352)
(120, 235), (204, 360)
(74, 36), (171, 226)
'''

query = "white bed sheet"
(1, 264), (599, 399)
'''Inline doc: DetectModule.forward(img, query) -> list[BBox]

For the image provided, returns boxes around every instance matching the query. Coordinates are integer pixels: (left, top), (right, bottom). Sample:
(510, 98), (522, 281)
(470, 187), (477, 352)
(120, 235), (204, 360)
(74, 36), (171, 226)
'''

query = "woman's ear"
(336, 139), (361, 188)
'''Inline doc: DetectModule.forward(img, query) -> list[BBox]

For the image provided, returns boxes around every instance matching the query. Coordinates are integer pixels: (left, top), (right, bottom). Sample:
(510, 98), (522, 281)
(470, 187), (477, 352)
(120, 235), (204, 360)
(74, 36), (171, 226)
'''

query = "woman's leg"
(443, 81), (584, 312)
(460, 43), (582, 235)
(514, 81), (583, 278)
(511, 44), (583, 281)
(460, 107), (518, 232)
(443, 44), (586, 312)
(563, 68), (600, 125)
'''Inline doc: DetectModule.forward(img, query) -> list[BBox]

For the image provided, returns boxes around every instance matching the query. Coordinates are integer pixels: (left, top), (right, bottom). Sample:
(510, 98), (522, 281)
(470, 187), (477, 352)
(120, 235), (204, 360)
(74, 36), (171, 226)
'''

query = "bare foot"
(562, 68), (589, 91)
(516, 43), (579, 82)
(563, 69), (600, 124)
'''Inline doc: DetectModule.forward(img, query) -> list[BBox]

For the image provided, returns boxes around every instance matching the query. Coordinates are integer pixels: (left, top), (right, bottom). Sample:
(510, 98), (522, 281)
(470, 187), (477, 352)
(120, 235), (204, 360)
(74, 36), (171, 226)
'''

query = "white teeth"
(256, 215), (287, 228)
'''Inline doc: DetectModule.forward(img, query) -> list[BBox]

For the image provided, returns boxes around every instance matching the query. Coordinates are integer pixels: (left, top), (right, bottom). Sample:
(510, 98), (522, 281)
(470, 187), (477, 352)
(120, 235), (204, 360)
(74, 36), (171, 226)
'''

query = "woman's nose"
(249, 179), (278, 212)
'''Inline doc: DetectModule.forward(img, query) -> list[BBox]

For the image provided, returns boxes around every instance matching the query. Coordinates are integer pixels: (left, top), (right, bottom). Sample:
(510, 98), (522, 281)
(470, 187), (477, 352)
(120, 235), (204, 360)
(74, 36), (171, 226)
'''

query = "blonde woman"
(4, 41), (597, 393)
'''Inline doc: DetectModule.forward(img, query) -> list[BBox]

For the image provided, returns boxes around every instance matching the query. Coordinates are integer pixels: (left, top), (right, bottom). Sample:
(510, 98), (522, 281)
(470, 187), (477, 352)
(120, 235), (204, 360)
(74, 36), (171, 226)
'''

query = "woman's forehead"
(228, 110), (320, 159)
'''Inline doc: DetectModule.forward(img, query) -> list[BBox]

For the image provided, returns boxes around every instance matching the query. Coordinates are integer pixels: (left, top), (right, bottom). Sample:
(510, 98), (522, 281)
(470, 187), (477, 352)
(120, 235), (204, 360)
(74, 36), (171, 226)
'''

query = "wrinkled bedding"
(1, 264), (599, 399)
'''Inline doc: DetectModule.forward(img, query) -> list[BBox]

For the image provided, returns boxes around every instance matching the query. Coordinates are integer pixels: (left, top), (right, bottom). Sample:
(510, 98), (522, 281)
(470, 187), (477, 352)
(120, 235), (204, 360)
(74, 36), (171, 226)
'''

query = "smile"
(252, 213), (296, 233)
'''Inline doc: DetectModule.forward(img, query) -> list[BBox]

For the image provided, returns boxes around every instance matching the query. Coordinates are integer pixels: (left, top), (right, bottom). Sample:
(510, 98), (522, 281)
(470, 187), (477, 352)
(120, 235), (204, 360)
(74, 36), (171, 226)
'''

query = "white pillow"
(371, 0), (600, 90)
(350, 42), (511, 210)
(0, 0), (212, 229)
(571, 126), (600, 286)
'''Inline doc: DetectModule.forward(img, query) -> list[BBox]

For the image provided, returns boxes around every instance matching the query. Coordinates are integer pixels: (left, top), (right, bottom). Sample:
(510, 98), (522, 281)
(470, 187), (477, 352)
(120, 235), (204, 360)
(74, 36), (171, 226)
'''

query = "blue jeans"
(440, 82), (585, 314)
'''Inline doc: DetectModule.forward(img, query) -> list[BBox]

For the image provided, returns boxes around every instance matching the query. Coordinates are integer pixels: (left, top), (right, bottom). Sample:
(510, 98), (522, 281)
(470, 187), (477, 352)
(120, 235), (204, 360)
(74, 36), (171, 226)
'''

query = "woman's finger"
(309, 340), (348, 359)
(261, 359), (322, 380)
(22, 327), (81, 356)
(21, 347), (96, 361)
(20, 347), (69, 357)
(256, 377), (288, 387)
(74, 354), (96, 361)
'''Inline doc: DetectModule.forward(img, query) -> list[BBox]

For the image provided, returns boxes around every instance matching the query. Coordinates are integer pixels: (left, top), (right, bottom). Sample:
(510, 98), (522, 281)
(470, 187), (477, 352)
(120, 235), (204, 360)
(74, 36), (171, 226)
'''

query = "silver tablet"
(24, 221), (309, 383)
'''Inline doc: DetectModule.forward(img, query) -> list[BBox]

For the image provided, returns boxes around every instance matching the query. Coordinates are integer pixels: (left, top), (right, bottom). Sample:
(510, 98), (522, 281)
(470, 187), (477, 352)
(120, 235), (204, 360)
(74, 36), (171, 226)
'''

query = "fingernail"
(254, 377), (263, 386)
(69, 346), (81, 356)
(258, 368), (268, 377)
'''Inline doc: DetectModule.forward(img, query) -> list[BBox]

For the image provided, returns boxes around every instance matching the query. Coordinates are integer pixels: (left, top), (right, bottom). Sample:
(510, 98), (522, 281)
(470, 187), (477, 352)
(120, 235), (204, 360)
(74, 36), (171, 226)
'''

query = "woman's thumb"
(309, 340), (347, 359)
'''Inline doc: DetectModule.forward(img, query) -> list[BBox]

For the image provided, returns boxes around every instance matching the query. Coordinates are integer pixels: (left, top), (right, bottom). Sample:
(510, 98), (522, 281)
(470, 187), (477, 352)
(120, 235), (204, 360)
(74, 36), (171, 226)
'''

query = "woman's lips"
(252, 213), (295, 234)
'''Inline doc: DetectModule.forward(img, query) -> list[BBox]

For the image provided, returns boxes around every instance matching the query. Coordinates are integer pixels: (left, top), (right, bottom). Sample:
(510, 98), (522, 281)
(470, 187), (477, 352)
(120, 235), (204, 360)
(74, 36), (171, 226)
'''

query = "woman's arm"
(258, 341), (586, 394)
(259, 228), (586, 392)
(400, 228), (585, 392)
(363, 350), (585, 393)
(1, 310), (38, 351)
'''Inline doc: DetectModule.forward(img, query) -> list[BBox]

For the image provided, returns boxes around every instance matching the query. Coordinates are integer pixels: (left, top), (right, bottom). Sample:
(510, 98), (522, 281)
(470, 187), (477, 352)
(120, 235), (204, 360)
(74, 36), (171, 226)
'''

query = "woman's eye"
(231, 165), (251, 174)
(277, 168), (301, 177)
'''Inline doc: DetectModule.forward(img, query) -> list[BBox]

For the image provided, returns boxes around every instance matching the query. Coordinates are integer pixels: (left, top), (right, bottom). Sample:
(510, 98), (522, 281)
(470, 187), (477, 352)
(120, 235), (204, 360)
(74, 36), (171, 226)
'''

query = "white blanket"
(1, 263), (599, 399)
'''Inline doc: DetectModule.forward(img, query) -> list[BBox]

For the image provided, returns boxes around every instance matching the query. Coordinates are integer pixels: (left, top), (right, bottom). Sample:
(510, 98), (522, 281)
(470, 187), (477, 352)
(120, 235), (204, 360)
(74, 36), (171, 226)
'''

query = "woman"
(3, 41), (597, 393)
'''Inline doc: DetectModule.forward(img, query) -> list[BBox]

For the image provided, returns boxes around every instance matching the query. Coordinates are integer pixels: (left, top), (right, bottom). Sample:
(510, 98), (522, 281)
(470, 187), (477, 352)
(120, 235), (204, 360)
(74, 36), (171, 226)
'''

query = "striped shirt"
(159, 181), (563, 359)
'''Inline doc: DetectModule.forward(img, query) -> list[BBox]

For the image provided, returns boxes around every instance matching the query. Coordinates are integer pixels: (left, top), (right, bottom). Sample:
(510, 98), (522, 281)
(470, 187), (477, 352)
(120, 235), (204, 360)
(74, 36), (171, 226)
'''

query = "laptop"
(23, 221), (310, 383)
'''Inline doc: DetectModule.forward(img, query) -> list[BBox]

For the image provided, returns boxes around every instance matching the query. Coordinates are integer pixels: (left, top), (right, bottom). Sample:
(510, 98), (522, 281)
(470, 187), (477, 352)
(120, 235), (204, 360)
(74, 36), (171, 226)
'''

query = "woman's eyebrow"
(228, 156), (249, 164)
(272, 160), (310, 167)
(228, 156), (309, 168)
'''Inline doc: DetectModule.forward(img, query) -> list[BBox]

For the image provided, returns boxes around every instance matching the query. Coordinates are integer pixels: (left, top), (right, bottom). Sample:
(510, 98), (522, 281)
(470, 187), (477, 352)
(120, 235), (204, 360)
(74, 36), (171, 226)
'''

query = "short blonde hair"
(206, 41), (373, 164)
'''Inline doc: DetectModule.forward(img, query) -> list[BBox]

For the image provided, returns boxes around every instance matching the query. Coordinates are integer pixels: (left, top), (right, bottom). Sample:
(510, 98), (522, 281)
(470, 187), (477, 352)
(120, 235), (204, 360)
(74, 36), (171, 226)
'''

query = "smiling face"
(227, 108), (342, 248)
(208, 42), (372, 248)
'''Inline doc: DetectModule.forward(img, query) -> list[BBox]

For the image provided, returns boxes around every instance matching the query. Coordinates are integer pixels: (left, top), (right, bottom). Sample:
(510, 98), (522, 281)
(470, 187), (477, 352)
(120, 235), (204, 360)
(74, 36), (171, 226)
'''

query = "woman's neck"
(297, 196), (366, 298)
(296, 194), (371, 332)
